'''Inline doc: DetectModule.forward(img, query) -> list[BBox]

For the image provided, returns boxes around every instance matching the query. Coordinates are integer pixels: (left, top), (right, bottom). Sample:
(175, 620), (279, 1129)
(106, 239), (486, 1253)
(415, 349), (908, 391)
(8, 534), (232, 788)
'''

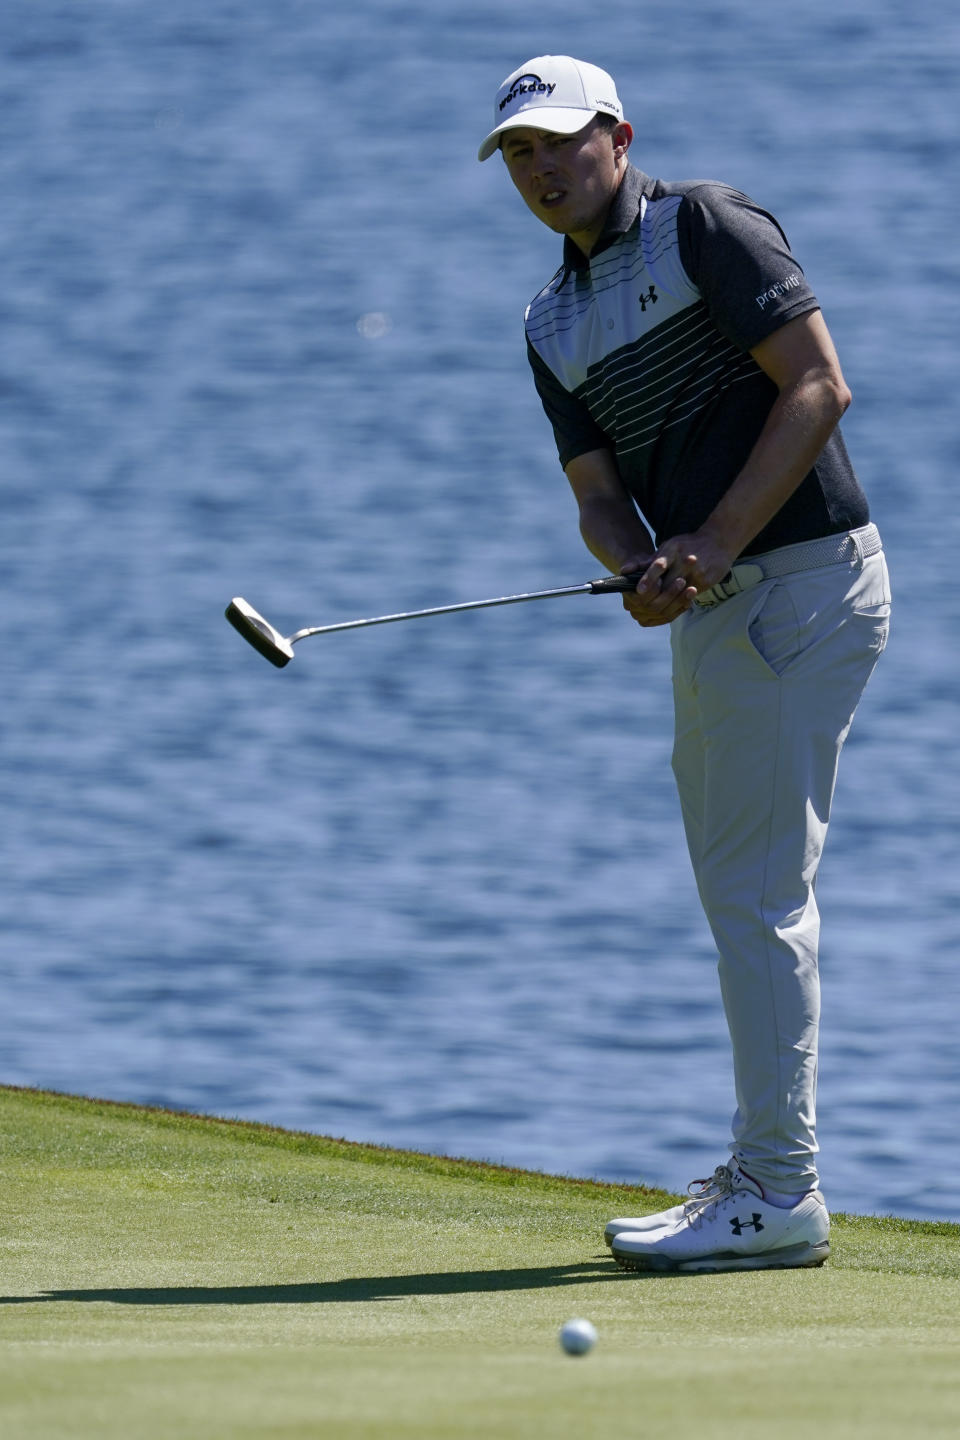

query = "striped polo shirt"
(526, 164), (869, 555)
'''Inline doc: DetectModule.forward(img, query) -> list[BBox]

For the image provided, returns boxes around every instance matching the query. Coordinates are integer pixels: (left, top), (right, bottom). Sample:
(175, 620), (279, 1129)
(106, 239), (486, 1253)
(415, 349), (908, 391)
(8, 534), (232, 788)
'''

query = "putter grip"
(588, 571), (647, 593)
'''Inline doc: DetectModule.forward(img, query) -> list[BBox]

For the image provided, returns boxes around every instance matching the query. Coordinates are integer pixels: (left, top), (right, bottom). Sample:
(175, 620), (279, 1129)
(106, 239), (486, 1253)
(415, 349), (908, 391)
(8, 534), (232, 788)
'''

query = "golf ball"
(559, 1317), (598, 1355)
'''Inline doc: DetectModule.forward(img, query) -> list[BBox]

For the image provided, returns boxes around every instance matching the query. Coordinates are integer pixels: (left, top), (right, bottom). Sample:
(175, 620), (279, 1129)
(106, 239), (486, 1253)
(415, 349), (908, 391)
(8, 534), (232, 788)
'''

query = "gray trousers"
(670, 527), (891, 1191)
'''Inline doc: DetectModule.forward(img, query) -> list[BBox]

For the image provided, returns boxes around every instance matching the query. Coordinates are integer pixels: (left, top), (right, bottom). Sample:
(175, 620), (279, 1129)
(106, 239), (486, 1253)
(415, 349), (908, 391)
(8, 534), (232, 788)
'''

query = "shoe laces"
(682, 1164), (741, 1228)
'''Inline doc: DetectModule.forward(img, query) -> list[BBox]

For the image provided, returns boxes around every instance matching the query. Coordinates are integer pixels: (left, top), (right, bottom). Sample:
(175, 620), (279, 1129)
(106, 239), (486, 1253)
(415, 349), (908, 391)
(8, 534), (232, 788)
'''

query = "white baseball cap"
(478, 56), (623, 162)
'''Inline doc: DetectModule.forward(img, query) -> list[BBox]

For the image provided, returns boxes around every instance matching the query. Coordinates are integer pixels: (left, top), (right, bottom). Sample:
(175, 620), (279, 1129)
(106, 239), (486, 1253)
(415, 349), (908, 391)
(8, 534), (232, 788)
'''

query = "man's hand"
(620, 528), (738, 625)
(619, 554), (699, 627)
(645, 532), (739, 596)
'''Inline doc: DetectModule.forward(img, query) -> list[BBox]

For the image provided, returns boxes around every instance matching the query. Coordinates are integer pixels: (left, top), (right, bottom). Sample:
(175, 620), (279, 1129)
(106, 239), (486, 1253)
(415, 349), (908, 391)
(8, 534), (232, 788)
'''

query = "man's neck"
(566, 161), (629, 259)
(563, 162), (646, 270)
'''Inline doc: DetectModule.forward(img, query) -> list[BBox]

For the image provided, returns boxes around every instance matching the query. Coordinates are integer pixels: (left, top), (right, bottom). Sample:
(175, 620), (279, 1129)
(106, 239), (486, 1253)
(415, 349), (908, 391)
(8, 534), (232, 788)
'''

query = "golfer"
(479, 56), (891, 1271)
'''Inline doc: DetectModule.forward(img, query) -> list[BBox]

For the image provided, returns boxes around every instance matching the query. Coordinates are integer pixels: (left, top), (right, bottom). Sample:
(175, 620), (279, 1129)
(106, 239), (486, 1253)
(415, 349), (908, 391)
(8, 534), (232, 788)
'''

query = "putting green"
(1, 1086), (957, 1438)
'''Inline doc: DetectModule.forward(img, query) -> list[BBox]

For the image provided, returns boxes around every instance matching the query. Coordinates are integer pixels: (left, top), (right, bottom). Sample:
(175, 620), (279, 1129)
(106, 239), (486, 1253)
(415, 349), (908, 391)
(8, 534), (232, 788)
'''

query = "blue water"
(2, 0), (959, 1223)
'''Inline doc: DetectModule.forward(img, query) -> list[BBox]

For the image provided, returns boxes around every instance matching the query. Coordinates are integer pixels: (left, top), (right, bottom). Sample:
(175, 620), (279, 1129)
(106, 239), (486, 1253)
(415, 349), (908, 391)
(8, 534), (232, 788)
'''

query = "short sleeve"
(677, 185), (820, 351)
(527, 338), (612, 467)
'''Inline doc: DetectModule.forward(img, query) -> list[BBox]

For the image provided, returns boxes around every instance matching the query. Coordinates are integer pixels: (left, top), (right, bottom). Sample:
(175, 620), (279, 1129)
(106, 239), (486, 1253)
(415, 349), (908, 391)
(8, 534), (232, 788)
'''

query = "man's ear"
(612, 121), (634, 159)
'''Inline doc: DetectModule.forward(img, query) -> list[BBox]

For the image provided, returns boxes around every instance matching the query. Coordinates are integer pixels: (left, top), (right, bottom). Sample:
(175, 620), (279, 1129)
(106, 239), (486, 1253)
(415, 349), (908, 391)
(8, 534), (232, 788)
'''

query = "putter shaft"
(226, 571), (645, 668)
(289, 577), (638, 641)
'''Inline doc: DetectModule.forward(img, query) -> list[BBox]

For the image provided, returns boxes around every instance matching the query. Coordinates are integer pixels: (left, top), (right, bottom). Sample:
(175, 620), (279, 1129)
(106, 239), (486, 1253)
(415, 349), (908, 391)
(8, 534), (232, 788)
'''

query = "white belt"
(692, 524), (882, 609)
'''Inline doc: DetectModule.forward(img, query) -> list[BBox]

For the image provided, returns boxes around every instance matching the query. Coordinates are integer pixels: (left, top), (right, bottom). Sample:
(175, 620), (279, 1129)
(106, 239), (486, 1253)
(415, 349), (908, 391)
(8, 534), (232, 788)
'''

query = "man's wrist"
(617, 552), (656, 575)
(696, 513), (748, 565)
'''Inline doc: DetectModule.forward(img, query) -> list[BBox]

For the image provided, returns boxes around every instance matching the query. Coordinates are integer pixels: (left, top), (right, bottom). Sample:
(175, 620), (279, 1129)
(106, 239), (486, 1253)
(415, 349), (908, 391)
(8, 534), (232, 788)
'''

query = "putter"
(225, 572), (647, 668)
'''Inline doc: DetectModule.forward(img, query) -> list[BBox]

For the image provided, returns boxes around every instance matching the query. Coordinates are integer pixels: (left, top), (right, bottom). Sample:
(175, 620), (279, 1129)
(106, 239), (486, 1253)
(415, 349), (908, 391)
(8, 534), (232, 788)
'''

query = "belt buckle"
(694, 562), (764, 608)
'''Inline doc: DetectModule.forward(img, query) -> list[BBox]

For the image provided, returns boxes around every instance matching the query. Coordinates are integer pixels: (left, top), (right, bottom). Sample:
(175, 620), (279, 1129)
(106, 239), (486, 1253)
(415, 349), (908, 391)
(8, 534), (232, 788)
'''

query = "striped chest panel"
(525, 194), (756, 469)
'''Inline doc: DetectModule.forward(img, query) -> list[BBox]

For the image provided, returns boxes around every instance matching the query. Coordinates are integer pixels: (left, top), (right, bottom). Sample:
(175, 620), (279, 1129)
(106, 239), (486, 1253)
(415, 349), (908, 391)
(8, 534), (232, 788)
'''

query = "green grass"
(1, 1085), (958, 1438)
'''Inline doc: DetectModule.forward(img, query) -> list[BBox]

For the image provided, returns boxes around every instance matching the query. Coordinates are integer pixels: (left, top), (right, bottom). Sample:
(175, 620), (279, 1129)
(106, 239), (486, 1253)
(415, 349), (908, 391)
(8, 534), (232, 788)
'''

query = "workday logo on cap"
(478, 55), (623, 162)
(499, 73), (557, 113)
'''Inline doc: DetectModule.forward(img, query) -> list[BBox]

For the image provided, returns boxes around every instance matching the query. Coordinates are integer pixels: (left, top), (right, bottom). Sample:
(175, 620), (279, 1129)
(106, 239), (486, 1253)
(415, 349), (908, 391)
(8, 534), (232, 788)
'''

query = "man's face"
(500, 116), (631, 255)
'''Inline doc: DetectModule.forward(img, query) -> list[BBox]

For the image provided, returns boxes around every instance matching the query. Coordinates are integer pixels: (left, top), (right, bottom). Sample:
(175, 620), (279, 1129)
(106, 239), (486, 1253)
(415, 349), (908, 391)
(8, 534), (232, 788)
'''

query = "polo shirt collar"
(561, 163), (652, 274)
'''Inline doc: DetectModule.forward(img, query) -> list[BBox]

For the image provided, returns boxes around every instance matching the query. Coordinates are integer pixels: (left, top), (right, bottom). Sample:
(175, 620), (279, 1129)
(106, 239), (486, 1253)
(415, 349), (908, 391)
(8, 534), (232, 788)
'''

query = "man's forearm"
(565, 448), (697, 625)
(700, 369), (850, 560)
(651, 314), (854, 593)
(576, 491), (656, 575)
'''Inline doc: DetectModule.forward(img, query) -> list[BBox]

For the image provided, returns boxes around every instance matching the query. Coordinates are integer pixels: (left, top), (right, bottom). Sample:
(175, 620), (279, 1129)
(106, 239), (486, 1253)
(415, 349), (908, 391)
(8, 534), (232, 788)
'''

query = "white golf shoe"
(609, 1161), (830, 1273)
(604, 1165), (734, 1247)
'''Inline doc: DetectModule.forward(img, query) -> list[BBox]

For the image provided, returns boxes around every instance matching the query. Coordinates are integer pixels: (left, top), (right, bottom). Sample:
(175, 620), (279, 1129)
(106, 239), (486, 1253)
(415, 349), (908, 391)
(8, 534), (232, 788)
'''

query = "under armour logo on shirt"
(639, 286), (658, 311)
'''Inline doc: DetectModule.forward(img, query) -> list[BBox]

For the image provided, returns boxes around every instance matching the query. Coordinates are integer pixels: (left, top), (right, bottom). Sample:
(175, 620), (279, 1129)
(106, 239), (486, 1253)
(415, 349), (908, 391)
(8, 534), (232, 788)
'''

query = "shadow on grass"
(0, 1261), (649, 1307)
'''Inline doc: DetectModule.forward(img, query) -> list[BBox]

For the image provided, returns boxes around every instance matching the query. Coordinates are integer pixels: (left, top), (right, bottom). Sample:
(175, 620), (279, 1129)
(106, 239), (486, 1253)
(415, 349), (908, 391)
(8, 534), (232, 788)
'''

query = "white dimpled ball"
(559, 1317), (598, 1355)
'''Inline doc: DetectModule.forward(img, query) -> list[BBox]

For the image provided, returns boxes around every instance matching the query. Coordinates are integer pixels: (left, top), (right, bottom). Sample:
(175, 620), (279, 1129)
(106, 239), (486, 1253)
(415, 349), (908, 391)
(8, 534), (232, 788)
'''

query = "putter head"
(225, 597), (295, 668)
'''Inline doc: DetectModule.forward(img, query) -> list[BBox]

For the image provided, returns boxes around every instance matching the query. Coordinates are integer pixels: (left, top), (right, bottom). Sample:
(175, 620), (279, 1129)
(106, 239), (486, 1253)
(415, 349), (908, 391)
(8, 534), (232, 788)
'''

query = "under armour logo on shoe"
(730, 1213), (765, 1236)
(639, 286), (658, 312)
